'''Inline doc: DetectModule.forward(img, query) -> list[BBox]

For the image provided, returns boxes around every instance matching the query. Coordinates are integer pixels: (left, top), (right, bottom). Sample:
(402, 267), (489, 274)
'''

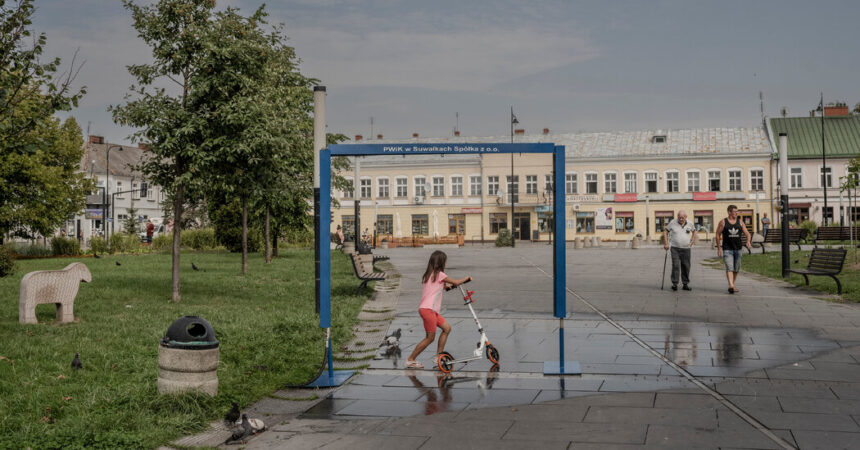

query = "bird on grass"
(224, 414), (253, 445)
(93, 253), (101, 259)
(71, 353), (82, 371)
(115, 261), (121, 266)
(380, 328), (401, 347)
(224, 402), (240, 427)
(191, 262), (200, 271)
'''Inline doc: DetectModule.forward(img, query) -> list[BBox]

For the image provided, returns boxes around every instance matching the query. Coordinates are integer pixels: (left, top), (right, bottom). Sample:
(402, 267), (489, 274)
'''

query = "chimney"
(514, 129), (525, 135)
(542, 128), (550, 135)
(412, 133), (419, 138)
(377, 134), (383, 140)
(355, 134), (363, 141)
(138, 142), (151, 151)
(89, 135), (104, 144)
(825, 104), (850, 116)
(454, 131), (460, 137)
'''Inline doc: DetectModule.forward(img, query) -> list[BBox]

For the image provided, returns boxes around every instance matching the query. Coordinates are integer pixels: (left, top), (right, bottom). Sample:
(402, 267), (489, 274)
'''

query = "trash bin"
(532, 230), (540, 241)
(157, 315), (220, 396)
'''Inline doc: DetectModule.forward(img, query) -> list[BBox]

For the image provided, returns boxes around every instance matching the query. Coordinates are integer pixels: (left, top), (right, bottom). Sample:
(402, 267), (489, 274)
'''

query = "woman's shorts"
(419, 308), (447, 333)
(723, 249), (742, 272)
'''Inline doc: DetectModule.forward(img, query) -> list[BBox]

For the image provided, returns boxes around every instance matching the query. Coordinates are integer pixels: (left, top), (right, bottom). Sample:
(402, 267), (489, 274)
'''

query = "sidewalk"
(242, 246), (860, 449)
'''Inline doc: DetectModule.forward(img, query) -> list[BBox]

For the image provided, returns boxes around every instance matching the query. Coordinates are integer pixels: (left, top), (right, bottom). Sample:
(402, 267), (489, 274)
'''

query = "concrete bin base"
(157, 345), (219, 396)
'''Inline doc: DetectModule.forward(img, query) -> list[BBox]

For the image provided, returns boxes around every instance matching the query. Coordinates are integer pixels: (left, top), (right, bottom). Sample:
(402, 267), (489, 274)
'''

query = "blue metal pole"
(320, 149), (332, 328)
(553, 146), (566, 318)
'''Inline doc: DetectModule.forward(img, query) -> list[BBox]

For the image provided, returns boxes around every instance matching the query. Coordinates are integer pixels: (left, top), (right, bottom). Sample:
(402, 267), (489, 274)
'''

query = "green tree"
(123, 204), (139, 234)
(0, 0), (89, 241)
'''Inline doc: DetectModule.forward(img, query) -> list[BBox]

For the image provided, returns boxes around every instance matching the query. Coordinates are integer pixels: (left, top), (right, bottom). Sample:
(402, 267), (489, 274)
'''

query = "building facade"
(333, 127), (773, 243)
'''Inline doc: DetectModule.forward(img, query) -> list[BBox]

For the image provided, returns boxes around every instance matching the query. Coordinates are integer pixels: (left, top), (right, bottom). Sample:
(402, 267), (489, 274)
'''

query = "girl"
(406, 250), (471, 369)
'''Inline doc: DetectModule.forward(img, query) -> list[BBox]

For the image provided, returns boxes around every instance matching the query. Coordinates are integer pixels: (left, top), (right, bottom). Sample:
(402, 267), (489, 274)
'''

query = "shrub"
(90, 236), (108, 254)
(283, 226), (313, 246)
(0, 245), (16, 277)
(152, 233), (172, 251)
(6, 242), (52, 257)
(799, 220), (817, 242)
(51, 237), (81, 256)
(181, 228), (218, 250)
(109, 233), (140, 254)
(494, 228), (513, 247)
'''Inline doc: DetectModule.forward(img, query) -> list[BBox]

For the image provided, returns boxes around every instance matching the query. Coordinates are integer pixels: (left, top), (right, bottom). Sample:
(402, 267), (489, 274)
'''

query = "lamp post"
(545, 185), (554, 245)
(510, 107), (518, 247)
(103, 144), (123, 242)
(816, 94), (828, 226)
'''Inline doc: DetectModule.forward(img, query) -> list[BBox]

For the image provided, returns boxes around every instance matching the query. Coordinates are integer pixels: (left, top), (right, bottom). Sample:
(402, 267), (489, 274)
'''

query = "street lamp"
(815, 95), (828, 226)
(104, 144), (123, 242)
(544, 185), (554, 245)
(510, 107), (518, 247)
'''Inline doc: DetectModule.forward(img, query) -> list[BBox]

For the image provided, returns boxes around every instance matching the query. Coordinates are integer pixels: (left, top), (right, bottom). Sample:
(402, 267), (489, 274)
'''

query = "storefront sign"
(535, 205), (552, 213)
(693, 192), (717, 201)
(85, 209), (103, 220)
(614, 193), (637, 202)
(566, 194), (599, 203)
(595, 207), (613, 229)
(461, 208), (483, 214)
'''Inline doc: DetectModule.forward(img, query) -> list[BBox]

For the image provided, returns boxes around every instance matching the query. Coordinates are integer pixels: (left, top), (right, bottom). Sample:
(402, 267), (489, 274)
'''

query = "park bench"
(813, 226), (859, 247)
(349, 253), (386, 295)
(755, 228), (808, 254)
(788, 248), (847, 294)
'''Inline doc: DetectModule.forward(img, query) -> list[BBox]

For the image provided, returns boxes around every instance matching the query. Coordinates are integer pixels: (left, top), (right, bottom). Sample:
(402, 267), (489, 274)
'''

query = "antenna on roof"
(759, 91), (765, 122)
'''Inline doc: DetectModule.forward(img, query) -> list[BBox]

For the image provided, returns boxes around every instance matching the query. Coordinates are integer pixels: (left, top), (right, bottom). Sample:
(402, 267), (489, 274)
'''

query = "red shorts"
(419, 308), (447, 333)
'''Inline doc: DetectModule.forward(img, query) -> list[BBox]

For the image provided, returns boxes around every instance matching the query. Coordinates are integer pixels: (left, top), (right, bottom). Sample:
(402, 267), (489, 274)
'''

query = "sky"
(32, 0), (860, 145)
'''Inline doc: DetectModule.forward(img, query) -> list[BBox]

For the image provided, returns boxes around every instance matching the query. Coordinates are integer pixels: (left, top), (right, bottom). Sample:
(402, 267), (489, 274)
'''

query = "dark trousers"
(670, 247), (691, 286)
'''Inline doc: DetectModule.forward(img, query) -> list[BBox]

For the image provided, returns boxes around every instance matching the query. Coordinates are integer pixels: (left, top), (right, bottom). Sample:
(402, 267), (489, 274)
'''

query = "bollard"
(632, 236), (640, 249)
(575, 237), (584, 249)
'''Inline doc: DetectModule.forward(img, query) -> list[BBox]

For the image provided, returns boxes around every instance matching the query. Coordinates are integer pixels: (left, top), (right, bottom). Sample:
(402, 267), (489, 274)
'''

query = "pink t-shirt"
(419, 270), (447, 312)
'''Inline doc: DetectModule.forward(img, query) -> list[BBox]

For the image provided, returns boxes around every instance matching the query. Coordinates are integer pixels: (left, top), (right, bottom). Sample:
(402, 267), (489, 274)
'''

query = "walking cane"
(661, 245), (669, 290)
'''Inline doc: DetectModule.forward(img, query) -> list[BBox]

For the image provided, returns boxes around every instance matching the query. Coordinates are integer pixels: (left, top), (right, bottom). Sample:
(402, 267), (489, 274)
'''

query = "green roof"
(769, 116), (860, 159)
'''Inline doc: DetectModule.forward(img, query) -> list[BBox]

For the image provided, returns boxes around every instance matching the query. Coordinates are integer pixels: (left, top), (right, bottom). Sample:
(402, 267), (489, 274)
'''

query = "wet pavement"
(244, 244), (860, 449)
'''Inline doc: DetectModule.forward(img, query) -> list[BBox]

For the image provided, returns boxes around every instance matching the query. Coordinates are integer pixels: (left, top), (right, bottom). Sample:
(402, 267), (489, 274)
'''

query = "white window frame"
(147, 185), (154, 200)
(526, 175), (538, 195)
(686, 170), (700, 193)
(469, 174), (481, 196)
(414, 176), (427, 198)
(585, 172), (598, 194)
(603, 171), (617, 194)
(343, 177), (354, 198)
(360, 176), (372, 199)
(116, 180), (124, 199)
(790, 167), (803, 189)
(431, 175), (445, 197)
(544, 174), (553, 192)
(727, 168), (742, 192)
(132, 182), (140, 200)
(819, 165), (833, 188)
(707, 169), (722, 192)
(623, 171), (637, 194)
(395, 176), (408, 198)
(665, 170), (680, 193)
(377, 177), (390, 198)
(644, 171), (659, 193)
(450, 175), (464, 197)
(565, 173), (578, 194)
(487, 175), (499, 196)
(749, 168), (765, 192)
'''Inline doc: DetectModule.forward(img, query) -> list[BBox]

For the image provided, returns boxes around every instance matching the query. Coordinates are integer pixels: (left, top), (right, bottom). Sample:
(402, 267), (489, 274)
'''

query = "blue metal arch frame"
(319, 142), (567, 328)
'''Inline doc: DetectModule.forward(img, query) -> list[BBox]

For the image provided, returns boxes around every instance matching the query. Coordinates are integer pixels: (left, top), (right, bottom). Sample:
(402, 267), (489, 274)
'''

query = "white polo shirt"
(666, 219), (695, 248)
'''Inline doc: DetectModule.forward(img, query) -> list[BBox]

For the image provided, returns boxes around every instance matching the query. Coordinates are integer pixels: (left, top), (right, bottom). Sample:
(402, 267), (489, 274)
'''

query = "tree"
(0, 0), (88, 241)
(123, 204), (139, 234)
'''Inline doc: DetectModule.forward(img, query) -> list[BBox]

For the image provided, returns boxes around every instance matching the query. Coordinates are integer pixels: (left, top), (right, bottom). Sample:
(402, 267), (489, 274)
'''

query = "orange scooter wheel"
(486, 344), (500, 364)
(438, 353), (454, 373)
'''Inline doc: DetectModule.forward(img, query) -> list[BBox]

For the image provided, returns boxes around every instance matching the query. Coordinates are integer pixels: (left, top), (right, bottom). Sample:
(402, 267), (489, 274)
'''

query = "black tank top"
(722, 218), (743, 250)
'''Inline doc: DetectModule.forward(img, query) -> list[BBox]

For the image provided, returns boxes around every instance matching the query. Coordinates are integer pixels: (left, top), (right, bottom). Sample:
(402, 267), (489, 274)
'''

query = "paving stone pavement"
(238, 244), (859, 449)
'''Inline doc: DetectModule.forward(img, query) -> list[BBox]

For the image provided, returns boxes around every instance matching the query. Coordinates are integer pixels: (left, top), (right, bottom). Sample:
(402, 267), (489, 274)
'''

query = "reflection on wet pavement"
(302, 313), (840, 420)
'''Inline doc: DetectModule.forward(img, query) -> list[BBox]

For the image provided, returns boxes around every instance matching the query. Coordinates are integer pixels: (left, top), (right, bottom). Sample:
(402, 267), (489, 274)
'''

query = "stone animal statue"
(19, 262), (91, 324)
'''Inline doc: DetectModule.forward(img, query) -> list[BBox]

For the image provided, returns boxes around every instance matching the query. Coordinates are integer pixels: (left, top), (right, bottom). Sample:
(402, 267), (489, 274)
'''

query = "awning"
(655, 211), (674, 217)
(789, 203), (812, 208)
(615, 211), (634, 218)
(693, 210), (713, 216)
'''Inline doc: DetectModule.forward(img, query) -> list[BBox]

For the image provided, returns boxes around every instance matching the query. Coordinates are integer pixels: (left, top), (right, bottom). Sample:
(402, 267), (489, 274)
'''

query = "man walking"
(715, 205), (753, 294)
(761, 213), (771, 239)
(145, 219), (155, 243)
(663, 210), (697, 291)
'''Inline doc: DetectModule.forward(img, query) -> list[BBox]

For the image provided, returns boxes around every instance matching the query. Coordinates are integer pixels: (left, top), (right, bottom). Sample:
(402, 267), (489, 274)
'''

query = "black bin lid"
(161, 315), (219, 349)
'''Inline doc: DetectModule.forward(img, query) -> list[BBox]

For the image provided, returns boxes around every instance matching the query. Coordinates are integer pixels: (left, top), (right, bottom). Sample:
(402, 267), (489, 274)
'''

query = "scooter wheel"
(438, 353), (454, 373)
(486, 344), (500, 364)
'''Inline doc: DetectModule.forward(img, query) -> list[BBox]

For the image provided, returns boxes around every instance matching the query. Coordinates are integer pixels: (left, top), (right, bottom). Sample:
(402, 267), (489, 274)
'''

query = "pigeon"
(380, 328), (401, 347)
(71, 353), (82, 371)
(794, 260), (800, 264)
(115, 261), (121, 266)
(93, 253), (101, 259)
(224, 402), (240, 427)
(191, 262), (199, 271)
(224, 414), (253, 445)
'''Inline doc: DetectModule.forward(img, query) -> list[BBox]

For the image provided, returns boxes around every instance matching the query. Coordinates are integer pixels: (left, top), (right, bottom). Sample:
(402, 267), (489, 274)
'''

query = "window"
(432, 176), (444, 197)
(545, 174), (553, 192)
(694, 211), (713, 232)
(490, 213), (507, 233)
(451, 176), (463, 196)
(686, 171), (700, 192)
(116, 181), (124, 198)
(414, 176), (426, 197)
(652, 135), (666, 143)
(487, 176), (499, 196)
(751, 169), (764, 191)
(377, 178), (389, 198)
(728, 170), (742, 192)
(526, 175), (538, 194)
(396, 177), (408, 197)
(470, 176), (482, 196)
(506, 175), (519, 202)
(343, 179), (354, 198)
(585, 173), (598, 194)
(576, 212), (594, 233)
(615, 212), (634, 233)
(360, 178), (371, 199)
(790, 167), (803, 188)
(708, 170), (721, 192)
(146, 184), (154, 200)
(655, 212), (673, 233)
(604, 172), (617, 193)
(624, 172), (637, 193)
(342, 215), (355, 237)
(132, 182), (140, 200)
(376, 215), (393, 235)
(566, 173), (577, 194)
(645, 172), (658, 193)
(665, 172), (679, 193)
(821, 167), (832, 188)
(411, 214), (429, 235)
(448, 214), (465, 234)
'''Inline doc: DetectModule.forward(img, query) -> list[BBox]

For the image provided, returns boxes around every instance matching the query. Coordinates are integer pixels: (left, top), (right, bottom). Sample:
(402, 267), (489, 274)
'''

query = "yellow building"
(333, 127), (773, 244)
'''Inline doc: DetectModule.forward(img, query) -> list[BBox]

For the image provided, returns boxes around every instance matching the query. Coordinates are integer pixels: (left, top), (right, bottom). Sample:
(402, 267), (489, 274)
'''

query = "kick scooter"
(437, 278), (500, 373)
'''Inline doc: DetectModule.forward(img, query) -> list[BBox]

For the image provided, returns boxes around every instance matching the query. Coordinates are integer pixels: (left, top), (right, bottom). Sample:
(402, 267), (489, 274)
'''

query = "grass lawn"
(0, 249), (367, 449)
(737, 248), (860, 302)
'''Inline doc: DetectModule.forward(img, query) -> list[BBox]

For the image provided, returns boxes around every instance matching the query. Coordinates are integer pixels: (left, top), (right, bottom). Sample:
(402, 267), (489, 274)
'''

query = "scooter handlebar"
(445, 277), (472, 291)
